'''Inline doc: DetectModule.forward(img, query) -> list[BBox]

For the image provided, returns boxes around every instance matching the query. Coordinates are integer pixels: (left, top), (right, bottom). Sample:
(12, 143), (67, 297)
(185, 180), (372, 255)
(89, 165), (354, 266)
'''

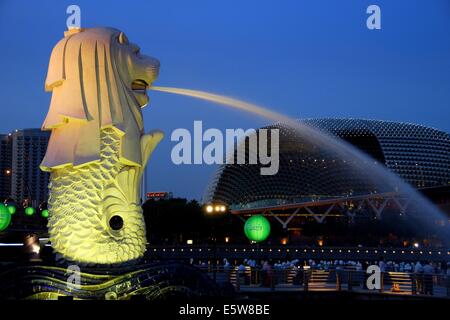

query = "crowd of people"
(218, 258), (450, 275)
(195, 257), (450, 295)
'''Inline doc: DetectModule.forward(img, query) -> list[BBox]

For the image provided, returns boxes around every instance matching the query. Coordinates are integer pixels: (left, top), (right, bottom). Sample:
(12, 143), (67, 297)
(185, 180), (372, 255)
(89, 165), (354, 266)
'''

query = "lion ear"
(118, 32), (129, 45)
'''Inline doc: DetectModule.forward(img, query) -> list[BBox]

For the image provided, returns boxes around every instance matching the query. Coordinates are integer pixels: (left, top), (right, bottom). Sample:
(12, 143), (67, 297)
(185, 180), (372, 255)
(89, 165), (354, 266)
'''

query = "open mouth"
(131, 79), (150, 94)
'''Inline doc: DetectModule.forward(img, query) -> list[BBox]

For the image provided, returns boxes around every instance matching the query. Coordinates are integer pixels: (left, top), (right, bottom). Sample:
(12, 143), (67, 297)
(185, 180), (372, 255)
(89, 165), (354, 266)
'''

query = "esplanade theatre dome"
(204, 119), (450, 210)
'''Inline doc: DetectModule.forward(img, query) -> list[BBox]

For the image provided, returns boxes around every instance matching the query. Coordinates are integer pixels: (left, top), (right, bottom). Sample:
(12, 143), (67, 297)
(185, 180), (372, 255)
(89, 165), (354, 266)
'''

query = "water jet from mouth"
(150, 85), (450, 244)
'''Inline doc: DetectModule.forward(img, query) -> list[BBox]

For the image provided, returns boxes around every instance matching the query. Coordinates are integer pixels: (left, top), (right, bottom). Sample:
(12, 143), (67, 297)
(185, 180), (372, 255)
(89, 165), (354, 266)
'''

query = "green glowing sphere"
(41, 209), (49, 218)
(244, 215), (271, 242)
(25, 206), (35, 216)
(0, 204), (11, 231)
(6, 205), (16, 215)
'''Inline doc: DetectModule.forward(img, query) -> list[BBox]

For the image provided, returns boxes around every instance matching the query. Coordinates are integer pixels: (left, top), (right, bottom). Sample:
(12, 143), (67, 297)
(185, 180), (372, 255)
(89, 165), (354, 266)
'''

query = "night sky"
(0, 0), (449, 200)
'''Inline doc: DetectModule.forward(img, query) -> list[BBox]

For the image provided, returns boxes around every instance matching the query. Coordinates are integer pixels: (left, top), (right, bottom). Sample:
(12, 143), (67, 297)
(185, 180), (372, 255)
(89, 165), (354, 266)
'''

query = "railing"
(148, 245), (450, 262)
(200, 266), (450, 298)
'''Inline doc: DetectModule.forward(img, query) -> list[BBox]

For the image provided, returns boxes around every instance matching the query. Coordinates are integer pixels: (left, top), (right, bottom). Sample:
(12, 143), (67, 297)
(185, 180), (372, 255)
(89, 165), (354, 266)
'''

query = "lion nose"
(150, 57), (160, 69)
(141, 55), (160, 80)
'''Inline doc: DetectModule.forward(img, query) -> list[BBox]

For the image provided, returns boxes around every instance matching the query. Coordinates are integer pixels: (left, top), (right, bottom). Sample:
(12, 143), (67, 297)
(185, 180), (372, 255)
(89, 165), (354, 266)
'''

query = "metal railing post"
(270, 271), (275, 291)
(336, 270), (341, 291)
(348, 271), (352, 292)
(304, 270), (309, 292)
(447, 275), (450, 297)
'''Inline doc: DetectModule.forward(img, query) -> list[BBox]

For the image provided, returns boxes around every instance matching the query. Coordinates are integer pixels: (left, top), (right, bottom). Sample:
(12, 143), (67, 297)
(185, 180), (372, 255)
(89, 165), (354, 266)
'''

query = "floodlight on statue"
(40, 27), (163, 265)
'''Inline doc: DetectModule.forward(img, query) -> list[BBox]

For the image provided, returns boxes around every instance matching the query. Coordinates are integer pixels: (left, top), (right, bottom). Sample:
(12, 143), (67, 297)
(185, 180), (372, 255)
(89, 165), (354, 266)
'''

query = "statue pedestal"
(0, 261), (221, 300)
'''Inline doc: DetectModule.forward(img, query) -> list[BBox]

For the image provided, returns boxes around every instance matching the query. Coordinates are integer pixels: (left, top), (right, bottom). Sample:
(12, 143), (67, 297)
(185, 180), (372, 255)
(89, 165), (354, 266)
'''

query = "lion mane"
(41, 27), (148, 171)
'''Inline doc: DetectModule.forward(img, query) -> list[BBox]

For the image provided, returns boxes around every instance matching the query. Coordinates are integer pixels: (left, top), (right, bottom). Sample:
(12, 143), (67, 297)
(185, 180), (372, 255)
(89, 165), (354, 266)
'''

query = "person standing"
(423, 262), (435, 295)
(414, 261), (424, 294)
(262, 260), (273, 287)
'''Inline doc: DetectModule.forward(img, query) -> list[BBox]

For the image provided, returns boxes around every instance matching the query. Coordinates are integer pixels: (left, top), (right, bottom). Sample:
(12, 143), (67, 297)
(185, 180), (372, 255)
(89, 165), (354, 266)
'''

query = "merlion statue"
(40, 27), (163, 265)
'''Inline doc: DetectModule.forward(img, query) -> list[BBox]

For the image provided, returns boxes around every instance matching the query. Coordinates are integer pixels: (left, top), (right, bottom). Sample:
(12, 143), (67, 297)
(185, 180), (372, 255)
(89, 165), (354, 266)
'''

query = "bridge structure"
(229, 191), (412, 228)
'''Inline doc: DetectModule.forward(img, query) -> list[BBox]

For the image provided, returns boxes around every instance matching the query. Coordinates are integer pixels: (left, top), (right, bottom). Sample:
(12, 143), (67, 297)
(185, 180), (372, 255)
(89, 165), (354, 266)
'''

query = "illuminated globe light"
(244, 215), (271, 242)
(205, 205), (213, 213)
(6, 205), (16, 215)
(0, 204), (11, 231)
(25, 206), (35, 216)
(41, 209), (49, 218)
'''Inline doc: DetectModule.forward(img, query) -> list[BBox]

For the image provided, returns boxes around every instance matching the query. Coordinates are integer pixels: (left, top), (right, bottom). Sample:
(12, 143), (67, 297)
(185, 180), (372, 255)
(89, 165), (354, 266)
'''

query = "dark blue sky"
(0, 0), (449, 200)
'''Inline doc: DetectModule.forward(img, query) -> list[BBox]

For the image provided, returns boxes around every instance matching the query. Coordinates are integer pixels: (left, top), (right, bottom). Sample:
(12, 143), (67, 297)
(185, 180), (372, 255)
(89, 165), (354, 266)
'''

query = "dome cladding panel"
(206, 119), (450, 208)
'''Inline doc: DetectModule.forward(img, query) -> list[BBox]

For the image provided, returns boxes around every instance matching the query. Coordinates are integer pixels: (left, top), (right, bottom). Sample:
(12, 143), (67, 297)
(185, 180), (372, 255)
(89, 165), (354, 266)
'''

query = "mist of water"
(150, 85), (449, 242)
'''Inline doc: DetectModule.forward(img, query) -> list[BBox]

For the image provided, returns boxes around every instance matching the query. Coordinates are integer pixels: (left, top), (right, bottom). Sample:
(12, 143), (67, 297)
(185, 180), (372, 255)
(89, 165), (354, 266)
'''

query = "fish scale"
(47, 128), (146, 265)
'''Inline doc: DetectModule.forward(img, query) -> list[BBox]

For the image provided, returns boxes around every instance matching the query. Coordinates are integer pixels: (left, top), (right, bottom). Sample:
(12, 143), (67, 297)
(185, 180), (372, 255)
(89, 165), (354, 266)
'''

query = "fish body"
(48, 128), (162, 265)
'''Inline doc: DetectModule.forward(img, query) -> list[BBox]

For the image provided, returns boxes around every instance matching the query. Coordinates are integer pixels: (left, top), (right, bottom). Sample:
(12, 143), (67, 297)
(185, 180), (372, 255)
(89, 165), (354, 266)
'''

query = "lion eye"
(133, 46), (140, 54)
(118, 32), (129, 45)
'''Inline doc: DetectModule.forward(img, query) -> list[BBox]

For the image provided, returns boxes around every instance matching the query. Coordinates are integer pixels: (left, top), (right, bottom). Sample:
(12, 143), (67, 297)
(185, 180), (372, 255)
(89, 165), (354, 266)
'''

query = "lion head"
(40, 27), (160, 171)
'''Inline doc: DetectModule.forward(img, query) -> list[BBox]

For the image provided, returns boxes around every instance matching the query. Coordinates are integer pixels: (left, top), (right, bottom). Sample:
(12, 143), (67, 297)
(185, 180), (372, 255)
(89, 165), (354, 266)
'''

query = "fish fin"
(140, 130), (164, 170)
(103, 130), (163, 210)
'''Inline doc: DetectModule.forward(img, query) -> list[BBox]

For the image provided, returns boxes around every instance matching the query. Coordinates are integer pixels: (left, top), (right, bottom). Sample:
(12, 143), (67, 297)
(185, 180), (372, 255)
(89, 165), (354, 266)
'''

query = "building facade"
(0, 134), (12, 200)
(146, 192), (174, 201)
(0, 129), (50, 205)
(205, 119), (450, 209)
(11, 129), (50, 205)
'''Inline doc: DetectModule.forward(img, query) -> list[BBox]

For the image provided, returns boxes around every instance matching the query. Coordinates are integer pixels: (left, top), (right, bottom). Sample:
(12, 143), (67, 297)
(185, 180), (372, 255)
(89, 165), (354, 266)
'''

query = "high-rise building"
(9, 129), (50, 205)
(0, 134), (12, 200)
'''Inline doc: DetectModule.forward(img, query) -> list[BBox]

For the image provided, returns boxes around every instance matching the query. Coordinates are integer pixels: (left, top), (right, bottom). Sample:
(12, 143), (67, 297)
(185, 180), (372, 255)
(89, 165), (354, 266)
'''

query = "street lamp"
(203, 202), (228, 281)
(23, 234), (41, 262)
(204, 203), (227, 214)
(41, 209), (49, 218)
(39, 202), (49, 218)
(4, 199), (16, 215)
(25, 206), (35, 216)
